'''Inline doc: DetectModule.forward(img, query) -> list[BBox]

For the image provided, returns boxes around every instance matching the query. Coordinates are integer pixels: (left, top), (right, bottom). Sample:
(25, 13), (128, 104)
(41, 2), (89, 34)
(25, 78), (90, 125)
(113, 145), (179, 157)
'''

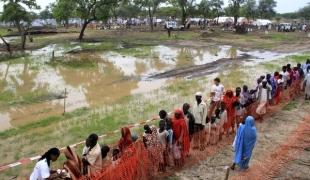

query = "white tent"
(215, 17), (234, 23)
(253, 19), (272, 26)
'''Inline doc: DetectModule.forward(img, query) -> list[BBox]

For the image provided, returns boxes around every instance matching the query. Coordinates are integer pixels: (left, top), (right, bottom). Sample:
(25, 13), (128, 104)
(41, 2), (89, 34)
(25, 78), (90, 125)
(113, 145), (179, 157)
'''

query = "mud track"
(148, 54), (251, 79)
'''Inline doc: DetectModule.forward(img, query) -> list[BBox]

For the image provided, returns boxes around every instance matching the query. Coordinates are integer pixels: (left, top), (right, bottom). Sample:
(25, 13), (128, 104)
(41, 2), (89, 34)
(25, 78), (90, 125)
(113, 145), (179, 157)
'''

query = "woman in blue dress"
(232, 116), (257, 170)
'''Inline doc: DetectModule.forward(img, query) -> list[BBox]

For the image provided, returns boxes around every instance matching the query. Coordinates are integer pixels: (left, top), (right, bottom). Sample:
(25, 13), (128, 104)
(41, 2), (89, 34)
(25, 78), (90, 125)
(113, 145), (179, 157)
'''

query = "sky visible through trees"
(0, 0), (309, 13)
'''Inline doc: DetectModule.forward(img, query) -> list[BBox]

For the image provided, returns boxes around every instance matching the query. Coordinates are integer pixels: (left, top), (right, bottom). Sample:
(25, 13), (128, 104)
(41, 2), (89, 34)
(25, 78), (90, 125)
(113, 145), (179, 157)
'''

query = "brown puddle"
(0, 43), (294, 131)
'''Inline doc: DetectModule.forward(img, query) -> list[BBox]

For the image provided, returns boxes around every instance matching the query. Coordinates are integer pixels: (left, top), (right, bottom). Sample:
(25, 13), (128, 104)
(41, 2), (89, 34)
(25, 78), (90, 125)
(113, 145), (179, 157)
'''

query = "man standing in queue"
(192, 92), (208, 151)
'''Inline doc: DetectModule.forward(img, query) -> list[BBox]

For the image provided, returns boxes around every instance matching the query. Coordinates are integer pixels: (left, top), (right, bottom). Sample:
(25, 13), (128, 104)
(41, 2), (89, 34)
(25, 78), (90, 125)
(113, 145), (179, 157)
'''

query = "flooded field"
(0, 42), (301, 131)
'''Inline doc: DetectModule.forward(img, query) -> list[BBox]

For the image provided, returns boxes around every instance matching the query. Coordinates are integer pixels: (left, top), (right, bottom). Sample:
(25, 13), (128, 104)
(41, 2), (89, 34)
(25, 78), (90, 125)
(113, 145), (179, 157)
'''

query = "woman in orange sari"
(63, 146), (83, 180)
(223, 90), (238, 135)
(172, 109), (190, 165)
(118, 127), (133, 153)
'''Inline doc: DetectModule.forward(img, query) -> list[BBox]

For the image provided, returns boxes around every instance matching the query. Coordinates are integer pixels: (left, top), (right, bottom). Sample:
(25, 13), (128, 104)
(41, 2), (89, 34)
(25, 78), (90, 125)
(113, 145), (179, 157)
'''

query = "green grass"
(283, 100), (298, 111)
(0, 90), (61, 108)
(166, 79), (201, 96)
(80, 41), (117, 51)
(115, 46), (154, 58)
(48, 57), (98, 68)
(0, 28), (9, 36)
(267, 33), (296, 41)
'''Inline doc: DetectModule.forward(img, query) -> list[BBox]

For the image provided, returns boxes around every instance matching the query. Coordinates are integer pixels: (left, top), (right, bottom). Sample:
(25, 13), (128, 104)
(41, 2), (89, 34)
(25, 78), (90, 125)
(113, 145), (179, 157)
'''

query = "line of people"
(29, 59), (310, 179)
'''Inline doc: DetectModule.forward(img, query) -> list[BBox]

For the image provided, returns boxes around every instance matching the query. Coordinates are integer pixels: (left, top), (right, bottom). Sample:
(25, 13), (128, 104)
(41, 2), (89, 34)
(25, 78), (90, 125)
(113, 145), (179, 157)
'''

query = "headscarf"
(223, 90), (237, 112)
(172, 109), (190, 156)
(63, 146), (83, 179)
(144, 126), (162, 149)
(118, 127), (133, 152)
(234, 116), (257, 165)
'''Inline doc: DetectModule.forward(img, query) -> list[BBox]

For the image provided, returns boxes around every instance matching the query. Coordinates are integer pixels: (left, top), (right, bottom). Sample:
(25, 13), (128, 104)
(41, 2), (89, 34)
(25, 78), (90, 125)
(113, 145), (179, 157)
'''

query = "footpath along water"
(0, 43), (303, 131)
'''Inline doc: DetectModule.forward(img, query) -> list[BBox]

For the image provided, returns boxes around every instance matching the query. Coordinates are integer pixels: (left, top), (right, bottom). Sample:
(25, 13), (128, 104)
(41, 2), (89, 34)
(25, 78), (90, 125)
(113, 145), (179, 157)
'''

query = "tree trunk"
(0, 35), (11, 54)
(148, 7), (153, 31)
(65, 19), (69, 29)
(79, 21), (89, 41)
(234, 15), (238, 26)
(15, 21), (26, 50)
(181, 8), (187, 26)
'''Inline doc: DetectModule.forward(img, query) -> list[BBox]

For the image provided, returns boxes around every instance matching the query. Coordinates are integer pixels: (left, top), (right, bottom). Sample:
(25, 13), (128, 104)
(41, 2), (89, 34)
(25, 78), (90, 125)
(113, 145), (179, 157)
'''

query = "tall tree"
(116, 1), (142, 19)
(156, 6), (180, 18)
(209, 0), (223, 24)
(258, 0), (277, 19)
(52, 0), (76, 28)
(175, 0), (196, 25)
(1, 0), (39, 49)
(135, 0), (164, 31)
(198, 0), (210, 28)
(228, 0), (245, 25)
(75, 0), (120, 40)
(39, 6), (53, 19)
(299, 4), (310, 20)
(241, 0), (257, 20)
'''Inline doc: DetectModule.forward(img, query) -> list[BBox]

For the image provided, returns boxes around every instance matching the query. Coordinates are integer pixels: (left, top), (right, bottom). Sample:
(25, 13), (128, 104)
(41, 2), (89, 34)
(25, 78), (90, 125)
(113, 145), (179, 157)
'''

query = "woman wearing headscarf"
(172, 109), (190, 162)
(118, 127), (133, 153)
(223, 90), (238, 135)
(232, 116), (257, 170)
(63, 146), (83, 180)
(143, 125), (165, 172)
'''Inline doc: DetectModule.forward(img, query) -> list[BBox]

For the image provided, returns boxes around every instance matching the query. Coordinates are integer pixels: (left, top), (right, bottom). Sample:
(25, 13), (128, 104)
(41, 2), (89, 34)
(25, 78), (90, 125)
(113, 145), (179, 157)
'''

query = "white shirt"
(192, 101), (208, 126)
(30, 158), (50, 180)
(211, 84), (224, 102)
(260, 88), (269, 102)
(280, 71), (290, 86)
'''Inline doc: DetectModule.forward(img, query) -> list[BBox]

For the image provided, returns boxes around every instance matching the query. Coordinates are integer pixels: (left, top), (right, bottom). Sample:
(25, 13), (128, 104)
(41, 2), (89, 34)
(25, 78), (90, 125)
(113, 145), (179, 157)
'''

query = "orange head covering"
(119, 127), (133, 152)
(225, 90), (234, 98)
(173, 108), (185, 120)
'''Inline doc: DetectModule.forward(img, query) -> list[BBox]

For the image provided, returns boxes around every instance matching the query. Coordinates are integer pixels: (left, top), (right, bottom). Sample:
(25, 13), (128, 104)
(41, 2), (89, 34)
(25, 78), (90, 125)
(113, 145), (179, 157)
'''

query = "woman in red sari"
(118, 127), (133, 153)
(223, 90), (238, 135)
(172, 109), (190, 164)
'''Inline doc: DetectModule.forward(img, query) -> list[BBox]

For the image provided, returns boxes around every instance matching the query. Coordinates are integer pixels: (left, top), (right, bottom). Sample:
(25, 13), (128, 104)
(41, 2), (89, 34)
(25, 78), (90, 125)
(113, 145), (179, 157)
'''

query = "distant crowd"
(29, 59), (310, 179)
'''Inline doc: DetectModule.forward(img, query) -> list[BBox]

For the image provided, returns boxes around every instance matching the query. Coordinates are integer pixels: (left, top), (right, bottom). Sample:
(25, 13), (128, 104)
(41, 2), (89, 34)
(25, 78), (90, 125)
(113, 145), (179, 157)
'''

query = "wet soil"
(148, 54), (251, 79)
(171, 97), (310, 180)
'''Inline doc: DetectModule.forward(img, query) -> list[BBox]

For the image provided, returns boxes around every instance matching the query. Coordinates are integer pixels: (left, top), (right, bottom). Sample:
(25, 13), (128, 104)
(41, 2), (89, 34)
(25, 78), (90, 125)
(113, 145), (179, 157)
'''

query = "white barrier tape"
(0, 113), (164, 172)
(8, 162), (22, 168)
(30, 156), (41, 161)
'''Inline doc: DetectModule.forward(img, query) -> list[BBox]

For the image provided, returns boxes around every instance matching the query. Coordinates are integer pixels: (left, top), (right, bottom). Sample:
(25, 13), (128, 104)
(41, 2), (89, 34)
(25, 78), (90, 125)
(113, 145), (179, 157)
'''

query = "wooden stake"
(224, 166), (230, 180)
(63, 88), (67, 115)
(52, 50), (55, 62)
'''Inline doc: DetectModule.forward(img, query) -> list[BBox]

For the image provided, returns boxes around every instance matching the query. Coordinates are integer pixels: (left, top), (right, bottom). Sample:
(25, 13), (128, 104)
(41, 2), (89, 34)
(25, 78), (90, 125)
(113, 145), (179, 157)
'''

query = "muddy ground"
(167, 97), (310, 180)
(148, 54), (251, 79)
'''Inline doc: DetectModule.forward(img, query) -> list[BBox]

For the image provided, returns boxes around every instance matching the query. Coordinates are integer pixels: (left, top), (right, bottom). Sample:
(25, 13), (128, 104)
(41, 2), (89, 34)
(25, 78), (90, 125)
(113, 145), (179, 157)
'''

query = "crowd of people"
(29, 59), (310, 179)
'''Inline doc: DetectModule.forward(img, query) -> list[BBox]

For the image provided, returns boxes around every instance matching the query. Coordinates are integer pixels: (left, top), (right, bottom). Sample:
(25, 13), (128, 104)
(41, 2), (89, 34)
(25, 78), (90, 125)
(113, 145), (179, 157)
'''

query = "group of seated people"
(29, 59), (310, 179)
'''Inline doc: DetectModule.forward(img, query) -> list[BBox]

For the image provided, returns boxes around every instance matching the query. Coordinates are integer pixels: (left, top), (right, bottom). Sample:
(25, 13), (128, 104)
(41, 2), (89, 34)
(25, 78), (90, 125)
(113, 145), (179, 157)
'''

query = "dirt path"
(148, 55), (251, 79)
(171, 97), (310, 180)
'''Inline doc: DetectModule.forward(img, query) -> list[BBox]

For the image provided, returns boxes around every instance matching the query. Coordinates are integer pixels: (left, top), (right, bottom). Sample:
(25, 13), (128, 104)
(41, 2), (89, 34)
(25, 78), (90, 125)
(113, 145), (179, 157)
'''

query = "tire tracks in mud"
(171, 97), (310, 180)
(148, 54), (252, 79)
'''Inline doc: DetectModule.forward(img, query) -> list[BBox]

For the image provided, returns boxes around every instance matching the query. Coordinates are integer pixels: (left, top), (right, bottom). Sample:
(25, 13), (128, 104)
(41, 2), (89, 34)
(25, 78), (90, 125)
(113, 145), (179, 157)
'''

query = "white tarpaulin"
(253, 19), (272, 26)
(215, 17), (234, 23)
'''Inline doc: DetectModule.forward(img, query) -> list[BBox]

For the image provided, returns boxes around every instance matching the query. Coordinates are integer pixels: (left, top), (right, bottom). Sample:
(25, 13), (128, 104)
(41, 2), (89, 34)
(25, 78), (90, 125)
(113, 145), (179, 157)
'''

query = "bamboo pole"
(63, 88), (67, 115)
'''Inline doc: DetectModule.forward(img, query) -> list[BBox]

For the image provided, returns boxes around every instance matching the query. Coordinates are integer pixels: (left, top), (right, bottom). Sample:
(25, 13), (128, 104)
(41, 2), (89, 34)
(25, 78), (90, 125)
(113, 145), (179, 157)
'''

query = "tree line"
(0, 0), (309, 50)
